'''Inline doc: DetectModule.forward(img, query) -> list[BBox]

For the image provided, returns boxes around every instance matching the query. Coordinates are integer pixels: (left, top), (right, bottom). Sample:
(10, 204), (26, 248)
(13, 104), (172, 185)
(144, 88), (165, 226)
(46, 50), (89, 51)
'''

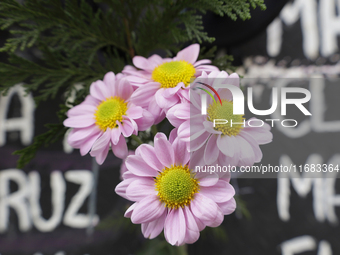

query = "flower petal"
(190, 131), (210, 151)
(135, 144), (164, 171)
(63, 116), (95, 128)
(155, 88), (179, 109)
(192, 214), (205, 231)
(203, 121), (222, 135)
(148, 97), (165, 125)
(133, 56), (155, 71)
(204, 134), (220, 165)
(112, 134), (128, 159)
(190, 193), (223, 227)
(130, 83), (160, 108)
(83, 95), (100, 107)
(67, 104), (97, 117)
(189, 147), (206, 169)
(183, 206), (200, 244)
(177, 120), (191, 141)
(126, 105), (143, 119)
(174, 102), (190, 119)
(235, 136), (255, 166)
(154, 133), (175, 167)
(190, 116), (207, 137)
(176, 44), (199, 64)
(217, 135), (236, 157)
(164, 207), (186, 246)
(103, 71), (116, 95)
(126, 178), (157, 201)
(115, 178), (135, 200)
(197, 174), (219, 187)
(200, 180), (235, 203)
(218, 198), (236, 215)
(131, 195), (166, 224)
(125, 75), (150, 86)
(90, 130), (111, 164)
(195, 65), (219, 75)
(110, 126), (121, 145)
(239, 130), (263, 162)
(162, 82), (182, 98)
(243, 118), (272, 144)
(134, 109), (154, 131)
(172, 137), (190, 166)
(148, 54), (164, 65)
(141, 209), (167, 239)
(194, 59), (211, 66)
(117, 78), (134, 100)
(124, 203), (136, 218)
(126, 155), (159, 177)
(169, 128), (178, 144)
(120, 119), (134, 137)
(78, 132), (102, 156)
(90, 80), (109, 101)
(67, 126), (98, 142)
(167, 103), (190, 128)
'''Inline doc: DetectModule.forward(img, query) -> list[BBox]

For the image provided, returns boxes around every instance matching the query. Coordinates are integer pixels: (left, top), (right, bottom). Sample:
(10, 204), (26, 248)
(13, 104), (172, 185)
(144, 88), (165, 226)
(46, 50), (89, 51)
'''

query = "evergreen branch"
(0, 0), (266, 58)
(223, 0), (266, 21)
(213, 54), (236, 72)
(13, 102), (73, 169)
(199, 46), (237, 72)
(179, 13), (214, 44)
(13, 123), (67, 169)
(0, 53), (106, 103)
(190, 0), (266, 20)
(0, 0), (130, 53)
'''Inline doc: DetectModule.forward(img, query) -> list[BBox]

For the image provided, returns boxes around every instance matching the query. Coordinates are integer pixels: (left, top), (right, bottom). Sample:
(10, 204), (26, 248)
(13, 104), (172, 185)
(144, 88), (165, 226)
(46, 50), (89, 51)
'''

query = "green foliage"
(13, 123), (67, 169)
(235, 195), (251, 219)
(0, 0), (265, 167)
(12, 103), (69, 169)
(224, 0), (266, 21)
(199, 46), (237, 73)
(137, 238), (189, 255)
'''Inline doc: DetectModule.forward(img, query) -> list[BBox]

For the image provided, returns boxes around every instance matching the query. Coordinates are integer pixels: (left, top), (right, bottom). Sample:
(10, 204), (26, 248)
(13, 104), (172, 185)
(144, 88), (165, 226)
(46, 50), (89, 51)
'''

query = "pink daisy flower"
(63, 72), (154, 165)
(124, 44), (219, 124)
(168, 70), (273, 167)
(115, 133), (236, 246)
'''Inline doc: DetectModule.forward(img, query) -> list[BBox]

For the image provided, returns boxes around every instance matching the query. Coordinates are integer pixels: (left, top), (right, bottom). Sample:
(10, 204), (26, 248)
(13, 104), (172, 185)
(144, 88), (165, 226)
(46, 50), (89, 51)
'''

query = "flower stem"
(119, 0), (135, 58)
(151, 125), (158, 136)
(176, 244), (188, 255)
(131, 134), (143, 145)
(123, 17), (135, 58)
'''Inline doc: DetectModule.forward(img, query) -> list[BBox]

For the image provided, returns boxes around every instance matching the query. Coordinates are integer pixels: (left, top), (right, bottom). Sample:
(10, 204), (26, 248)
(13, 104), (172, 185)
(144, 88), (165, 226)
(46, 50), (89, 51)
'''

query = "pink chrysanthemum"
(63, 72), (154, 165)
(124, 44), (219, 124)
(115, 133), (236, 246)
(168, 70), (273, 167)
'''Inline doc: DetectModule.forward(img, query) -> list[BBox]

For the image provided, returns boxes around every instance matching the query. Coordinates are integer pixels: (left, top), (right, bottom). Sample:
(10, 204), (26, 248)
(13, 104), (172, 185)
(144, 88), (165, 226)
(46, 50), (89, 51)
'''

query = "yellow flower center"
(152, 60), (196, 88)
(94, 96), (127, 130)
(155, 165), (199, 209)
(207, 100), (244, 136)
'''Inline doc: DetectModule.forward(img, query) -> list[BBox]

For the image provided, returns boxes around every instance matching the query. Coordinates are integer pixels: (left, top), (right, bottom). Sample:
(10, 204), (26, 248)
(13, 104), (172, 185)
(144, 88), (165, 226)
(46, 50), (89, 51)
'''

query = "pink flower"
(115, 133), (236, 246)
(63, 72), (154, 165)
(181, 70), (273, 167)
(124, 44), (219, 124)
